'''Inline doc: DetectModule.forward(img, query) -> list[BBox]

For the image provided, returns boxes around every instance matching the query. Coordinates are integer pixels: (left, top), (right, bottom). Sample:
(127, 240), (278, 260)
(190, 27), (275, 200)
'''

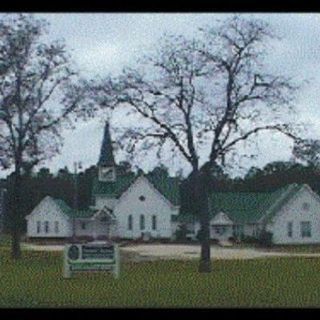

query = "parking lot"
(21, 243), (320, 261)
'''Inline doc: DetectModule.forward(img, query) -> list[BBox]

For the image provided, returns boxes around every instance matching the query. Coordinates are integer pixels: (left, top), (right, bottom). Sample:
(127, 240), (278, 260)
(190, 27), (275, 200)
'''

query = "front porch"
(74, 206), (117, 241)
(210, 224), (233, 241)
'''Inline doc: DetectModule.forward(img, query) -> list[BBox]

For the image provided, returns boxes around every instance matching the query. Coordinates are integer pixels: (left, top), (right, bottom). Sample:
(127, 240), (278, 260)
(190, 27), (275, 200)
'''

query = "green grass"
(0, 234), (11, 247)
(1, 249), (320, 307)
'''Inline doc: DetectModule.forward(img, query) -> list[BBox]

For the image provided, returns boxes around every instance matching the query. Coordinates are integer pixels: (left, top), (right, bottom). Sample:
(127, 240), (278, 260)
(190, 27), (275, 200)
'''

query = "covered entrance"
(210, 211), (234, 241)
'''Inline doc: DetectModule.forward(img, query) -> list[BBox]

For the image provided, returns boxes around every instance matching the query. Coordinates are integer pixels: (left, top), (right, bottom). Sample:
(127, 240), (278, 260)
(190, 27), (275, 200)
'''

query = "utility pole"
(72, 161), (82, 242)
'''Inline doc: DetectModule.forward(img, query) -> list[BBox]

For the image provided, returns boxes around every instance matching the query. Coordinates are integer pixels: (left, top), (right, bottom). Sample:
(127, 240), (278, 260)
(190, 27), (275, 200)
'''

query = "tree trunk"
(11, 161), (22, 260)
(193, 168), (212, 273)
(11, 227), (21, 259)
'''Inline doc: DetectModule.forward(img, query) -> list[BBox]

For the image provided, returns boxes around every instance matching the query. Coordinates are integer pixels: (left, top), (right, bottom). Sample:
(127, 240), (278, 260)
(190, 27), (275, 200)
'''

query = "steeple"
(98, 122), (115, 167)
(98, 122), (116, 182)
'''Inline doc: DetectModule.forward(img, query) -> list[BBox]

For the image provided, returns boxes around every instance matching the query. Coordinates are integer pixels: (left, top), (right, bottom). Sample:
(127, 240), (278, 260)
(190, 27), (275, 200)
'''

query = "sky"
(2, 13), (320, 178)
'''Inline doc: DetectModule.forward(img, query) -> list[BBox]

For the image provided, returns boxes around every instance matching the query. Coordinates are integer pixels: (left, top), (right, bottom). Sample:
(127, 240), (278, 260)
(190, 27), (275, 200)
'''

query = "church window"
(128, 215), (133, 230)
(37, 221), (41, 234)
(301, 221), (311, 238)
(152, 215), (157, 230)
(44, 221), (49, 233)
(139, 195), (146, 202)
(287, 221), (293, 237)
(140, 215), (145, 230)
(81, 222), (86, 230)
(54, 221), (59, 234)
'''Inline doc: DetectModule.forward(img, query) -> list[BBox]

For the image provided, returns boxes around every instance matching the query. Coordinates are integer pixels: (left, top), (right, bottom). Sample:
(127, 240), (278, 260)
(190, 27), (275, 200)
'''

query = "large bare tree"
(0, 14), (83, 259)
(83, 15), (300, 272)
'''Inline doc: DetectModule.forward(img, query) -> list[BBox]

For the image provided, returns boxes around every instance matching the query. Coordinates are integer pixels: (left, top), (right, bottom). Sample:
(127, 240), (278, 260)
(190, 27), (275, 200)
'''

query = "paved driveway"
(121, 244), (320, 260)
(21, 243), (320, 261)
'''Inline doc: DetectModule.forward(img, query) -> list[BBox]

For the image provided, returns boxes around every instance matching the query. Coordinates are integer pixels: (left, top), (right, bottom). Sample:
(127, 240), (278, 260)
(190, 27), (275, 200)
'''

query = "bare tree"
(0, 14), (83, 259)
(84, 16), (301, 272)
(293, 139), (320, 168)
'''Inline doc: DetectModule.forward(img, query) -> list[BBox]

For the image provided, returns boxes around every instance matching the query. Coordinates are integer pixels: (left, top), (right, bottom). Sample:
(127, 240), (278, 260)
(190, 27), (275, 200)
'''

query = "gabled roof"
(177, 183), (305, 224)
(98, 122), (115, 166)
(53, 199), (96, 219)
(146, 173), (180, 206)
(92, 173), (136, 197)
(92, 172), (180, 206)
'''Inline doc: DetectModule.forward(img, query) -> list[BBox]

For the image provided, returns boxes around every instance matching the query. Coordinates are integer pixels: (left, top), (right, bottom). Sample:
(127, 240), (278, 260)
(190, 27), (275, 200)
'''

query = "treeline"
(2, 161), (149, 233)
(181, 161), (320, 216)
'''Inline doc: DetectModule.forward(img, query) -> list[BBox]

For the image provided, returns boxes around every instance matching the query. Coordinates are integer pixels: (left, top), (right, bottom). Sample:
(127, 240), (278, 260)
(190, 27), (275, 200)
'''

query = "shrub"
(242, 235), (259, 244)
(97, 235), (109, 241)
(258, 230), (273, 247)
(175, 224), (189, 242)
(211, 238), (219, 245)
(76, 235), (94, 243)
(196, 228), (204, 242)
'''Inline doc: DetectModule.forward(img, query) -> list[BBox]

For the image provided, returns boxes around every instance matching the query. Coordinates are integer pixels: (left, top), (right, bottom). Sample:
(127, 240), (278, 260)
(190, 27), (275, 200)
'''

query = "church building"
(25, 122), (180, 241)
(26, 123), (320, 245)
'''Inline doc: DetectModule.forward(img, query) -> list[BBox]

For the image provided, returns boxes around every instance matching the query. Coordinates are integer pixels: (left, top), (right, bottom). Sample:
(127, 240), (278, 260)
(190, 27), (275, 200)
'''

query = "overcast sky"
(2, 13), (320, 178)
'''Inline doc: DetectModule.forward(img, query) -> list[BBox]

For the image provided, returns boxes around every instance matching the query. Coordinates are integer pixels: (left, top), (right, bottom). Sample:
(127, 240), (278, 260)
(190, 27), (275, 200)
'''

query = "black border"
(1, 0), (320, 316)
(0, 0), (319, 13)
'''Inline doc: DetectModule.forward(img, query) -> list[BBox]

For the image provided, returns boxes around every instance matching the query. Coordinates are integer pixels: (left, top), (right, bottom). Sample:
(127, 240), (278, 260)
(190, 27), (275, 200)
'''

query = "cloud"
(2, 13), (320, 178)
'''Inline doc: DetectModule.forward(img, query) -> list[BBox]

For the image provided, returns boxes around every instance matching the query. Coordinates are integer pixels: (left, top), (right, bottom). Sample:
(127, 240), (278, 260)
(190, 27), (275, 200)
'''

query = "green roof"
(177, 183), (303, 224)
(92, 173), (136, 197)
(53, 199), (95, 218)
(92, 172), (180, 206)
(146, 173), (180, 206)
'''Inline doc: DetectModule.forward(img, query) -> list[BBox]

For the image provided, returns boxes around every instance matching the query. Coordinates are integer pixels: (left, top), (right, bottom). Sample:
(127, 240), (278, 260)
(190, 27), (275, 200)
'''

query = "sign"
(63, 242), (120, 279)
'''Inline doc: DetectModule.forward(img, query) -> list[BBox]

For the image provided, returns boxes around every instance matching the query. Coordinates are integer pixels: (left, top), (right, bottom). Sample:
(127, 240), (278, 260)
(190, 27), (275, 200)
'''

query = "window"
(54, 221), (59, 234)
(214, 226), (226, 235)
(128, 215), (133, 230)
(81, 222), (86, 230)
(139, 195), (146, 202)
(140, 215), (145, 230)
(44, 221), (49, 233)
(287, 222), (293, 238)
(301, 221), (311, 238)
(37, 221), (41, 234)
(152, 215), (157, 230)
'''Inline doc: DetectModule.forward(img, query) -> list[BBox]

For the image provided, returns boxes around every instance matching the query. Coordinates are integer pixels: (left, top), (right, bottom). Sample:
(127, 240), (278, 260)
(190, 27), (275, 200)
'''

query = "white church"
(26, 123), (180, 241)
(26, 123), (320, 245)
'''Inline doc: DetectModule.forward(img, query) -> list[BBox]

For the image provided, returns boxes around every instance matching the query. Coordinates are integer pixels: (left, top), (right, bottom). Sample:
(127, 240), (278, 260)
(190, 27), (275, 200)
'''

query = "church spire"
(98, 122), (115, 167)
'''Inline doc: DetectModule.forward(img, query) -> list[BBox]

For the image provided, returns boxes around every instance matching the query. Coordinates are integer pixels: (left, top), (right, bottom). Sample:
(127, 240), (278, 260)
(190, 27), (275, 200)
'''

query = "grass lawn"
(1, 248), (320, 308)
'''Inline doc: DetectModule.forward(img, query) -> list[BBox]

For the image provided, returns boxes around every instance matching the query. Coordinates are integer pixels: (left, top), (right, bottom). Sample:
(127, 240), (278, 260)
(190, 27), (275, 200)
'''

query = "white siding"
(113, 176), (179, 239)
(267, 186), (320, 244)
(74, 220), (110, 238)
(194, 219), (233, 240)
(26, 197), (71, 238)
(211, 212), (233, 225)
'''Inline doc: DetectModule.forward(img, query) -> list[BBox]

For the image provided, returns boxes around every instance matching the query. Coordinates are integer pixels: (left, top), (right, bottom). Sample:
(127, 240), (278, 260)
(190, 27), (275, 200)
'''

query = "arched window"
(54, 221), (59, 234)
(152, 215), (157, 230)
(44, 221), (49, 233)
(36, 221), (41, 234)
(128, 215), (133, 231)
(140, 215), (145, 230)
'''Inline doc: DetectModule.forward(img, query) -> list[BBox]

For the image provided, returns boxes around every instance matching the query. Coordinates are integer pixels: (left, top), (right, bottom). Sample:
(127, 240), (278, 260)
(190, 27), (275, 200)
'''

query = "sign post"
(63, 242), (120, 279)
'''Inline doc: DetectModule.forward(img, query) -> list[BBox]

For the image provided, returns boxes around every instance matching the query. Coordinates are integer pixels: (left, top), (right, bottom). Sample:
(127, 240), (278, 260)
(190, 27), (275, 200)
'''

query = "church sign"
(63, 242), (120, 279)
